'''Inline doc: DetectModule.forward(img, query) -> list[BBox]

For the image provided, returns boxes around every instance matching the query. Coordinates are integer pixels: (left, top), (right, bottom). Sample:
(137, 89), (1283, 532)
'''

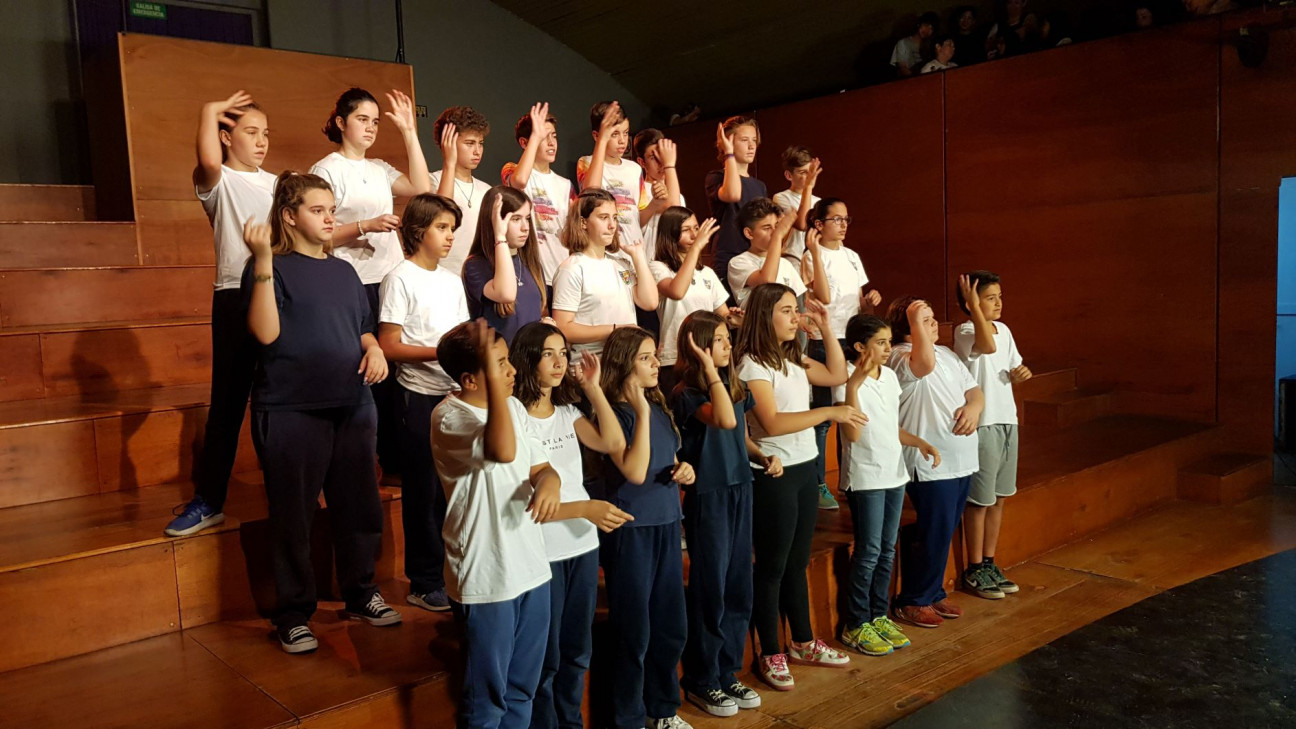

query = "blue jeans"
(807, 338), (845, 488)
(896, 476), (972, 608)
(460, 583), (552, 729)
(844, 486), (905, 626)
(532, 549), (599, 729)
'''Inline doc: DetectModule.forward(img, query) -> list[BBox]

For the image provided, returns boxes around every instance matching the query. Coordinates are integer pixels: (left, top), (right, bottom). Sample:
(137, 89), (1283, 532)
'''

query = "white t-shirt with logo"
(953, 321), (1023, 427)
(195, 165), (277, 290)
(832, 364), (909, 491)
(727, 250), (807, 309)
(528, 404), (599, 562)
(432, 394), (551, 604)
(738, 355), (817, 467)
(577, 155), (648, 244)
(649, 261), (728, 366)
(429, 170), (492, 276)
(309, 153), (404, 285)
(804, 245), (868, 340)
(503, 164), (572, 285)
(889, 344), (980, 481)
(378, 259), (470, 396)
(772, 189), (820, 260)
(551, 252), (639, 356)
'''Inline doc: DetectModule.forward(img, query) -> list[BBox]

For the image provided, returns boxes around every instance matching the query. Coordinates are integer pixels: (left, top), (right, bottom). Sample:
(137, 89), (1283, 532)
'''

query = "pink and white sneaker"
(758, 653), (795, 691)
(788, 638), (851, 668)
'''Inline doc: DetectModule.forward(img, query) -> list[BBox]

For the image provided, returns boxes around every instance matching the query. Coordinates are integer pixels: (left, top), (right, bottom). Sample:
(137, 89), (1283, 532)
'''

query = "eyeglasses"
(823, 216), (853, 225)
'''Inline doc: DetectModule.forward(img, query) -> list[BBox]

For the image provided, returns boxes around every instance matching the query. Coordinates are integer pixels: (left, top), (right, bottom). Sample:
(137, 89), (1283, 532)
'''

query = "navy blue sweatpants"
(460, 583), (552, 729)
(895, 476), (972, 608)
(681, 485), (753, 692)
(600, 521), (687, 728)
(396, 385), (447, 595)
(532, 549), (599, 729)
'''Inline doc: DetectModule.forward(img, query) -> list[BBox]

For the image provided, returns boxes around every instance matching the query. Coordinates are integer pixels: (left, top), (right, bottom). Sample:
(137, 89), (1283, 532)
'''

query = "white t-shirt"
(428, 170), (491, 276)
(195, 165), (277, 290)
(551, 252), (639, 356)
(804, 245), (868, 340)
(832, 364), (909, 491)
(727, 250), (807, 309)
(378, 259), (470, 396)
(309, 153), (404, 285)
(641, 191), (686, 263)
(889, 344), (980, 481)
(529, 404), (599, 561)
(431, 394), (551, 604)
(922, 60), (958, 73)
(953, 321), (1023, 427)
(649, 261), (728, 366)
(577, 155), (647, 244)
(738, 355), (817, 467)
(772, 189), (820, 260)
(891, 36), (923, 69)
(503, 164), (572, 285)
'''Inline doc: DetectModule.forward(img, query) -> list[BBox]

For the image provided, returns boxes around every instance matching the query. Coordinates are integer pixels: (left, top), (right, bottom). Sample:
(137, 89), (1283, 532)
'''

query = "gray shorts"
(969, 424), (1018, 506)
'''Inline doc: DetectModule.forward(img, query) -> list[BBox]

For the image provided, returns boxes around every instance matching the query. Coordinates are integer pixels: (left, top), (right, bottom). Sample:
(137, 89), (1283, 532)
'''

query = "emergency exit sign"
(129, 1), (167, 20)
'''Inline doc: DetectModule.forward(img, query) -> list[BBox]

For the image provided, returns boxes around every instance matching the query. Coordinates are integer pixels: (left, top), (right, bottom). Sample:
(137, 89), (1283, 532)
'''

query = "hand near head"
(470, 319), (503, 381)
(627, 381), (650, 413)
(685, 333), (717, 375)
(806, 157), (823, 187)
(439, 122), (458, 167)
(207, 90), (253, 127)
(657, 138), (678, 167)
(694, 218), (718, 251)
(598, 101), (622, 139)
(242, 219), (273, 259)
(384, 90), (416, 134)
(716, 122), (734, 155)
(802, 297), (829, 331)
(906, 299), (930, 324)
(805, 227), (822, 254)
(958, 274), (981, 314)
(574, 350), (601, 388)
(491, 194), (508, 238)
(528, 101), (549, 133)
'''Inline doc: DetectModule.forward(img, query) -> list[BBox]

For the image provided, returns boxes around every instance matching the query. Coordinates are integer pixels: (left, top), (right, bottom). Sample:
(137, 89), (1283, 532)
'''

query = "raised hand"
(693, 218), (719, 251)
(584, 500), (633, 532)
(470, 319), (502, 381)
(621, 236), (647, 260)
(906, 299), (930, 325)
(958, 274), (981, 314)
(598, 101), (622, 139)
(657, 138), (678, 167)
(671, 461), (696, 486)
(716, 122), (734, 155)
(439, 122), (459, 169)
(242, 219), (273, 258)
(528, 101), (549, 133)
(575, 350), (601, 388)
(207, 90), (253, 128)
(806, 157), (823, 187)
(724, 306), (745, 329)
(628, 380), (650, 413)
(491, 194), (508, 240)
(384, 89), (417, 134)
(685, 332), (717, 374)
(805, 227), (822, 254)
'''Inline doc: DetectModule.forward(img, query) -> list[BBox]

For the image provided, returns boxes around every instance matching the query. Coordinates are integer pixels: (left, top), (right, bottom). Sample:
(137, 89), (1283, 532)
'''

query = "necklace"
(454, 177), (474, 208)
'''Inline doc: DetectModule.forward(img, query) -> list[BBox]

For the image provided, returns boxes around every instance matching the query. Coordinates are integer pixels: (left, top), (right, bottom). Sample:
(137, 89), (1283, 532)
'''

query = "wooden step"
(0, 184), (96, 221)
(1178, 453), (1273, 505)
(1023, 388), (1112, 429)
(0, 266), (212, 329)
(0, 222), (137, 268)
(1014, 366), (1078, 402)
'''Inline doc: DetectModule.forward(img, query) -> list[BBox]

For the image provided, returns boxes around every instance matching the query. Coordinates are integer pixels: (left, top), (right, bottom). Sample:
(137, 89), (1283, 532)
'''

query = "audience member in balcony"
(834, 314), (939, 657)
(1184, 0), (1238, 15)
(891, 12), (939, 77)
(772, 146), (821, 260)
(922, 35), (960, 72)
(508, 321), (632, 729)
(952, 6), (988, 66)
(432, 106), (493, 276)
(886, 296), (984, 630)
(578, 101), (651, 246)
(241, 171), (399, 655)
(707, 115), (767, 290)
(462, 186), (549, 345)
(167, 90), (274, 538)
(726, 198), (805, 311)
(672, 311), (771, 717)
(377, 193), (469, 615)
(736, 284), (861, 691)
(504, 103), (572, 297)
(953, 272), (1032, 601)
(595, 326), (696, 729)
(1134, 3), (1156, 28)
(986, 0), (1029, 57)
(311, 87), (432, 481)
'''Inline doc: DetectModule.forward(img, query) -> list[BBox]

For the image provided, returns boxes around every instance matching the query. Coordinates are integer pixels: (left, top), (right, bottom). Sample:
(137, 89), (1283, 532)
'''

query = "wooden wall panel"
(0, 267), (212, 329)
(1218, 16), (1296, 452)
(40, 323), (212, 398)
(0, 333), (45, 402)
(0, 184), (96, 222)
(94, 408), (204, 491)
(0, 222), (138, 268)
(0, 421), (99, 509)
(757, 76), (947, 313)
(945, 22), (1220, 422)
(119, 34), (417, 262)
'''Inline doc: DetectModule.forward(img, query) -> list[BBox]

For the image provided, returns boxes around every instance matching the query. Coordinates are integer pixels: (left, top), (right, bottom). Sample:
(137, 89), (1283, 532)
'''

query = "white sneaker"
(646, 716), (694, 729)
(684, 687), (738, 717)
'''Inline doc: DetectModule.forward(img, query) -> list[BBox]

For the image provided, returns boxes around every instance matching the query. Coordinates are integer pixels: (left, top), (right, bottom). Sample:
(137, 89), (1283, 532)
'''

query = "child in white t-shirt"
(886, 297), (984, 631)
(726, 198), (807, 309)
(376, 193), (469, 613)
(503, 103), (573, 289)
(166, 90), (276, 539)
(633, 128), (683, 257)
(577, 101), (651, 244)
(551, 189), (659, 357)
(953, 271), (1032, 601)
(772, 146), (821, 260)
(432, 321), (619, 727)
(508, 321), (632, 728)
(432, 106), (494, 275)
(833, 314), (939, 658)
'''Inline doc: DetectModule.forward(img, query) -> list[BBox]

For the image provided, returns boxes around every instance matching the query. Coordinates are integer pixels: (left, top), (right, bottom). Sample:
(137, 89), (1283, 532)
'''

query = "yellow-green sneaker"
(841, 622), (893, 656)
(872, 616), (911, 649)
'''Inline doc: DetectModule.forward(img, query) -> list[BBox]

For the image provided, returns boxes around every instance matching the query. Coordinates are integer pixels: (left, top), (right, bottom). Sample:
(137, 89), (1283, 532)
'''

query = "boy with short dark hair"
(578, 101), (651, 245)
(892, 12), (939, 77)
(503, 102), (573, 289)
(708, 116), (767, 289)
(633, 128), (682, 258)
(772, 146), (822, 260)
(922, 36), (959, 73)
(432, 105), (493, 275)
(725, 198), (810, 309)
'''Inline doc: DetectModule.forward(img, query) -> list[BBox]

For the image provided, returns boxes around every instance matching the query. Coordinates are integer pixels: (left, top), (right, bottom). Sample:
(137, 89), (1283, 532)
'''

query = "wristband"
(357, 220), (365, 235)
(724, 153), (735, 159)
(663, 165), (676, 169)
(496, 238), (509, 245)
(707, 379), (723, 389)
(254, 273), (272, 283)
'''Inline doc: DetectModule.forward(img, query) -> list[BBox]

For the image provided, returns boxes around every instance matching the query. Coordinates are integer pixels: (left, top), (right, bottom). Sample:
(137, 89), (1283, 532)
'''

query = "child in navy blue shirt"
(241, 171), (400, 654)
(461, 186), (549, 344)
(598, 326), (696, 729)
(671, 311), (779, 718)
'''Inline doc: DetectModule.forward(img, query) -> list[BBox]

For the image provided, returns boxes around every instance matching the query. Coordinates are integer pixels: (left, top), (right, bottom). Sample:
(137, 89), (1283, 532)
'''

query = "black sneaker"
(685, 687), (738, 717)
(963, 564), (1005, 600)
(723, 680), (762, 709)
(278, 624), (318, 654)
(347, 592), (403, 626)
(985, 562), (1020, 594)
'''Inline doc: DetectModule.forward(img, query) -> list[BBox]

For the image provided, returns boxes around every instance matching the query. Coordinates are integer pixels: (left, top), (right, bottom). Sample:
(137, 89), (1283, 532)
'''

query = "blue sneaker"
(164, 496), (225, 537)
(406, 588), (451, 612)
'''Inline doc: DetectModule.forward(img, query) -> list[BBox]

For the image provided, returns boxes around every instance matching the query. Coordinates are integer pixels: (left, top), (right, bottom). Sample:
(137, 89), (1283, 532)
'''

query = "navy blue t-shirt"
(600, 402), (682, 527)
(241, 252), (375, 411)
(462, 254), (544, 345)
(672, 386), (755, 493)
(705, 170), (768, 274)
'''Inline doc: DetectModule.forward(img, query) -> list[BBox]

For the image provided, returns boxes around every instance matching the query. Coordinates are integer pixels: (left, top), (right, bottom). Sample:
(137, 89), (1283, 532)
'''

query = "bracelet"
(663, 165), (676, 169)
(707, 379), (723, 389)
(724, 153), (735, 159)
(496, 238), (509, 245)
(253, 273), (272, 283)
(357, 220), (365, 235)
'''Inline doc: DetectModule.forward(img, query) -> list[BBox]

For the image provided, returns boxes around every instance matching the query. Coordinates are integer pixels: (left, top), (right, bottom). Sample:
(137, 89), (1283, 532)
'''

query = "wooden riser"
(0, 184), (96, 222)
(0, 266), (212, 329)
(1178, 453), (1274, 505)
(1023, 390), (1112, 429)
(0, 222), (138, 268)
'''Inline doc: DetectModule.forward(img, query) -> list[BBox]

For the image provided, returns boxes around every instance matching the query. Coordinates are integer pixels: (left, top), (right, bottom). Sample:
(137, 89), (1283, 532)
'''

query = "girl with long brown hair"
(462, 185), (549, 345)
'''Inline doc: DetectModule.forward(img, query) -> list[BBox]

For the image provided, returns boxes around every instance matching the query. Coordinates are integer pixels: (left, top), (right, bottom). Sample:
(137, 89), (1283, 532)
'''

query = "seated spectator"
(953, 6), (987, 66)
(891, 12), (938, 78)
(1041, 13), (1074, 46)
(1134, 3), (1155, 28)
(1183, 0), (1236, 16)
(986, 0), (1028, 58)
(922, 37), (958, 73)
